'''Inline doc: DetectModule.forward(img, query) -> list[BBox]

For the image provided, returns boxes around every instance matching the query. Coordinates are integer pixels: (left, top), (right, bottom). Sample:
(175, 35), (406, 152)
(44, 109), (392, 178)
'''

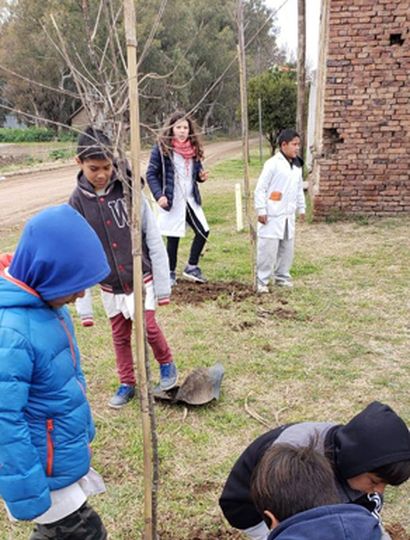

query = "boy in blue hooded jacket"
(0, 205), (110, 539)
(251, 442), (386, 540)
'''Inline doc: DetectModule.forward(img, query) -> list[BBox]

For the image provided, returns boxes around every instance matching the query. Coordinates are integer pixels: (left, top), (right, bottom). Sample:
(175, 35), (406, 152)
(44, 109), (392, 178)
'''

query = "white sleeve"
(243, 520), (270, 540)
(296, 170), (306, 214)
(254, 160), (275, 216)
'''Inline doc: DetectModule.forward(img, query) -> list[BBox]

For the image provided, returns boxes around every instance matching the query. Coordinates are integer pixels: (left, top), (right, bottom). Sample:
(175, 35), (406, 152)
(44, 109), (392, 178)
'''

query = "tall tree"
(0, 0), (283, 134)
(248, 67), (297, 153)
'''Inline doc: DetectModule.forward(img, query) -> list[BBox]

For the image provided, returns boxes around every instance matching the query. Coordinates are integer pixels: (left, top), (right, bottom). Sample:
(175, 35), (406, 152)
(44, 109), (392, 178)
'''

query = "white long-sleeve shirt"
(254, 151), (305, 239)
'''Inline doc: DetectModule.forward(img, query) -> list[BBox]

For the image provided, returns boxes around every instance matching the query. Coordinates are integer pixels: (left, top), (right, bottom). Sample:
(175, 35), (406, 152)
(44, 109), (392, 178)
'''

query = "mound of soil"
(171, 280), (255, 305)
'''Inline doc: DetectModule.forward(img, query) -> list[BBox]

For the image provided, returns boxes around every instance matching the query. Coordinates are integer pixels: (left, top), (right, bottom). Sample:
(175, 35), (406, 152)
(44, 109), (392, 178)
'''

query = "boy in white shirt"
(254, 129), (306, 293)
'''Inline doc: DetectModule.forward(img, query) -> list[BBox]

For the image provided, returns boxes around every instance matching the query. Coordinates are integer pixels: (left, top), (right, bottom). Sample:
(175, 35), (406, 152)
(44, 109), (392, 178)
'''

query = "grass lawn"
(0, 153), (409, 539)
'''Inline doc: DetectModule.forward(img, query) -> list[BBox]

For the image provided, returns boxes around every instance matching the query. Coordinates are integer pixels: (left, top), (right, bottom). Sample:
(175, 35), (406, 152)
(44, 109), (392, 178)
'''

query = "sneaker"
(170, 271), (177, 288)
(159, 362), (178, 391)
(276, 280), (293, 288)
(108, 384), (135, 409)
(183, 265), (207, 284)
(81, 316), (94, 327)
(257, 284), (269, 294)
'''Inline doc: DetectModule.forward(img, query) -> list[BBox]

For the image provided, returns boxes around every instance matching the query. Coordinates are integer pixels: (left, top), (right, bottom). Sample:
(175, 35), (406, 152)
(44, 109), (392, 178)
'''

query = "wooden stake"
(123, 1), (156, 538)
(235, 183), (244, 232)
(237, 0), (256, 287)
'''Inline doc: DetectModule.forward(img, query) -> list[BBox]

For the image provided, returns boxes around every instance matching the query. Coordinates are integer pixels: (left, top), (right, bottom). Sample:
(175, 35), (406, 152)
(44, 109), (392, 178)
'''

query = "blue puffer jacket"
(146, 143), (204, 209)
(268, 504), (382, 540)
(0, 205), (109, 521)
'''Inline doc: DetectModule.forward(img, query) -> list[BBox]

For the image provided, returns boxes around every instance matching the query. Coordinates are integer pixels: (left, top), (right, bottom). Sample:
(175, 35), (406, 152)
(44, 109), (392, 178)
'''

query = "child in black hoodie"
(219, 401), (410, 540)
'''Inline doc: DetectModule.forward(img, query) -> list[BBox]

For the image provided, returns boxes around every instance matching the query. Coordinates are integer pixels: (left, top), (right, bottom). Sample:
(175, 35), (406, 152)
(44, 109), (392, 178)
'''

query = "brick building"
(309, 0), (409, 219)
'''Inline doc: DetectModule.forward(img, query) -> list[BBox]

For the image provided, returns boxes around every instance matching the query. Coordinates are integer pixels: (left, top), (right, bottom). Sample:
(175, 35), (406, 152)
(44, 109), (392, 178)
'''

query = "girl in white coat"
(254, 129), (306, 293)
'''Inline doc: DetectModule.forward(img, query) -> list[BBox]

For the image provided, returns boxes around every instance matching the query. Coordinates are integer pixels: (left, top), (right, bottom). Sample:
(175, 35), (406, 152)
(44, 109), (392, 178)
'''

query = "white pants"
(256, 235), (295, 286)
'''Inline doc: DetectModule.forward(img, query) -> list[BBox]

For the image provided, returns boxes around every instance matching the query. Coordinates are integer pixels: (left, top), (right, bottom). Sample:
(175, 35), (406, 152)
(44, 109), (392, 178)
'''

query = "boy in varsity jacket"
(69, 126), (178, 408)
(219, 401), (410, 540)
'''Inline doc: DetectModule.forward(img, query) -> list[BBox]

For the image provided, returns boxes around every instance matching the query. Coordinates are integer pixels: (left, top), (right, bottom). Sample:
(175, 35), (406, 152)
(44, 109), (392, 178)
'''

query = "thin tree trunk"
(237, 0), (256, 288)
(297, 0), (307, 157)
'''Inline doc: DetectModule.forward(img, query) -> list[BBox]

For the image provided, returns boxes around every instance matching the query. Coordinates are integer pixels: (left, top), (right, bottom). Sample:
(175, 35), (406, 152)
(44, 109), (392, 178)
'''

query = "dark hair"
(158, 111), (204, 159)
(251, 441), (340, 524)
(371, 460), (410, 486)
(277, 128), (300, 147)
(77, 126), (114, 162)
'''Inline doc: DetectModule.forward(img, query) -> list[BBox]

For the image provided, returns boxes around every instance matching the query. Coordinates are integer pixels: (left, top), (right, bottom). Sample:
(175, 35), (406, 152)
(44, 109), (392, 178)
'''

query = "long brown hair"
(158, 111), (204, 159)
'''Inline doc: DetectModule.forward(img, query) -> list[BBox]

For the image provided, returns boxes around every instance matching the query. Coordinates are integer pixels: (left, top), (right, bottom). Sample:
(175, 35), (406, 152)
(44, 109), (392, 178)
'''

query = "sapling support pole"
(123, 1), (157, 538)
(237, 0), (256, 287)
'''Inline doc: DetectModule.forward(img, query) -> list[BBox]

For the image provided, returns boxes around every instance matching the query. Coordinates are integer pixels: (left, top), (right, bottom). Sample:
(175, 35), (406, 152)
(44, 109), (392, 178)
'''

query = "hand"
(258, 215), (268, 225)
(199, 170), (208, 182)
(298, 214), (306, 223)
(158, 196), (169, 209)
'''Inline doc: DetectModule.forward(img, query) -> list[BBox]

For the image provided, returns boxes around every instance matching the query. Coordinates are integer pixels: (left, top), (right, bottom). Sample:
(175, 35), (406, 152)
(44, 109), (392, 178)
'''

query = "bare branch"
(0, 64), (79, 99)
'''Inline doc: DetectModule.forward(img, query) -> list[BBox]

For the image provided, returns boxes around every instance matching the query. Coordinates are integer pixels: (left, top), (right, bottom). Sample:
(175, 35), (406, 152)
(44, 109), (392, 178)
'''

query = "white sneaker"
(276, 280), (293, 288)
(257, 284), (269, 294)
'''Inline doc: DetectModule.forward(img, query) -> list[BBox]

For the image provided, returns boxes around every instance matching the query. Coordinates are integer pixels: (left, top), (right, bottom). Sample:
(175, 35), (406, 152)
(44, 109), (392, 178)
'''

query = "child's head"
(335, 401), (410, 493)
(159, 111), (203, 158)
(76, 126), (114, 191)
(8, 204), (109, 304)
(251, 441), (340, 529)
(278, 128), (300, 160)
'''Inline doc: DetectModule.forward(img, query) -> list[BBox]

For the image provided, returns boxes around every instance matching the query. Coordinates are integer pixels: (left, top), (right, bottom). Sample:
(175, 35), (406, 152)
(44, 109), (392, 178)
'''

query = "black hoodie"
(334, 401), (410, 478)
(219, 401), (410, 531)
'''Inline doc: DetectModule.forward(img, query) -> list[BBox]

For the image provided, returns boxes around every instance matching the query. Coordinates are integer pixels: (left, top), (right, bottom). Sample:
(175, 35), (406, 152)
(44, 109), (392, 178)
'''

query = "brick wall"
(313, 0), (410, 219)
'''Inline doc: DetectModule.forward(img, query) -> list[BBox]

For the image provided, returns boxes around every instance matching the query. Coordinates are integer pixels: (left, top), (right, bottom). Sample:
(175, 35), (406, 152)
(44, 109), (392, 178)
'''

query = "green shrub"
(57, 130), (77, 142)
(0, 127), (54, 142)
(48, 148), (75, 161)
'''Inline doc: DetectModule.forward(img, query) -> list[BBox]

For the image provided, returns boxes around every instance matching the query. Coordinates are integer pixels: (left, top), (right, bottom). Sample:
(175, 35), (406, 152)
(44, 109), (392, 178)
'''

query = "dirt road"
(0, 139), (253, 230)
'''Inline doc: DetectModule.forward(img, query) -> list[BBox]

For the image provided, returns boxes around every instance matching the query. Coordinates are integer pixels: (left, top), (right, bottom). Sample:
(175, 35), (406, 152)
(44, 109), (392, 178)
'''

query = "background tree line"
(0, 0), (295, 147)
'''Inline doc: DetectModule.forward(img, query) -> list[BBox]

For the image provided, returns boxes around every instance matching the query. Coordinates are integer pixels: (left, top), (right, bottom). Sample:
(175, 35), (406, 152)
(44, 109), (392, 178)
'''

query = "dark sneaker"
(170, 271), (177, 288)
(159, 362), (178, 391)
(108, 384), (135, 409)
(183, 265), (207, 283)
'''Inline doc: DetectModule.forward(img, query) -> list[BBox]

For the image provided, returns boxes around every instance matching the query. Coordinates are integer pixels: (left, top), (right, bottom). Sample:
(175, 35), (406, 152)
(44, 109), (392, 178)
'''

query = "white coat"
(254, 151), (305, 239)
(157, 153), (209, 237)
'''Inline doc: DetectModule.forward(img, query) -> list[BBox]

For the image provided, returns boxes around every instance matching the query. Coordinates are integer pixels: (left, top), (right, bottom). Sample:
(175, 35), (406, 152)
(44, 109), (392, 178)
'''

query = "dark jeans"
(167, 204), (209, 271)
(29, 502), (107, 540)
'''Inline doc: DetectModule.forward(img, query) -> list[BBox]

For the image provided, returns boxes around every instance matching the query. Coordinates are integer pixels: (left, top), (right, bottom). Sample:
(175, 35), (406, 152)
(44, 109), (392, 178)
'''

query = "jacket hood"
(268, 504), (380, 540)
(334, 401), (410, 478)
(8, 204), (110, 301)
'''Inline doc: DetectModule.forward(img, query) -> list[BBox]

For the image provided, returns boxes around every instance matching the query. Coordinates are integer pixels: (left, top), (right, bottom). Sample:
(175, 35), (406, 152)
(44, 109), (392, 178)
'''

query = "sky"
(265, 0), (322, 68)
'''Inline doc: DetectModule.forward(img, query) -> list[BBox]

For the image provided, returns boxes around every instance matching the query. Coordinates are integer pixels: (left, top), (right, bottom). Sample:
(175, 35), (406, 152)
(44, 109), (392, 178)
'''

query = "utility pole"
(237, 0), (256, 286)
(297, 0), (307, 157)
(123, 1), (157, 538)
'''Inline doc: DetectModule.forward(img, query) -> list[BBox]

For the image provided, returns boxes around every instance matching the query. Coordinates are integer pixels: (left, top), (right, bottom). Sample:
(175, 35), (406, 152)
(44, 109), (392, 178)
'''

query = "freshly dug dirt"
(171, 280), (255, 305)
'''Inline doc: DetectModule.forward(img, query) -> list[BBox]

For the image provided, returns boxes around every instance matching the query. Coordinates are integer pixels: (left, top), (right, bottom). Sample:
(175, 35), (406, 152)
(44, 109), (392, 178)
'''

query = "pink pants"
(109, 310), (173, 385)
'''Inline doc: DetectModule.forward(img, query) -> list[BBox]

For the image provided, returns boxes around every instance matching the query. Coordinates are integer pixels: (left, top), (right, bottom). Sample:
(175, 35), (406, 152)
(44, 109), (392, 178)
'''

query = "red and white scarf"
(172, 138), (196, 160)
